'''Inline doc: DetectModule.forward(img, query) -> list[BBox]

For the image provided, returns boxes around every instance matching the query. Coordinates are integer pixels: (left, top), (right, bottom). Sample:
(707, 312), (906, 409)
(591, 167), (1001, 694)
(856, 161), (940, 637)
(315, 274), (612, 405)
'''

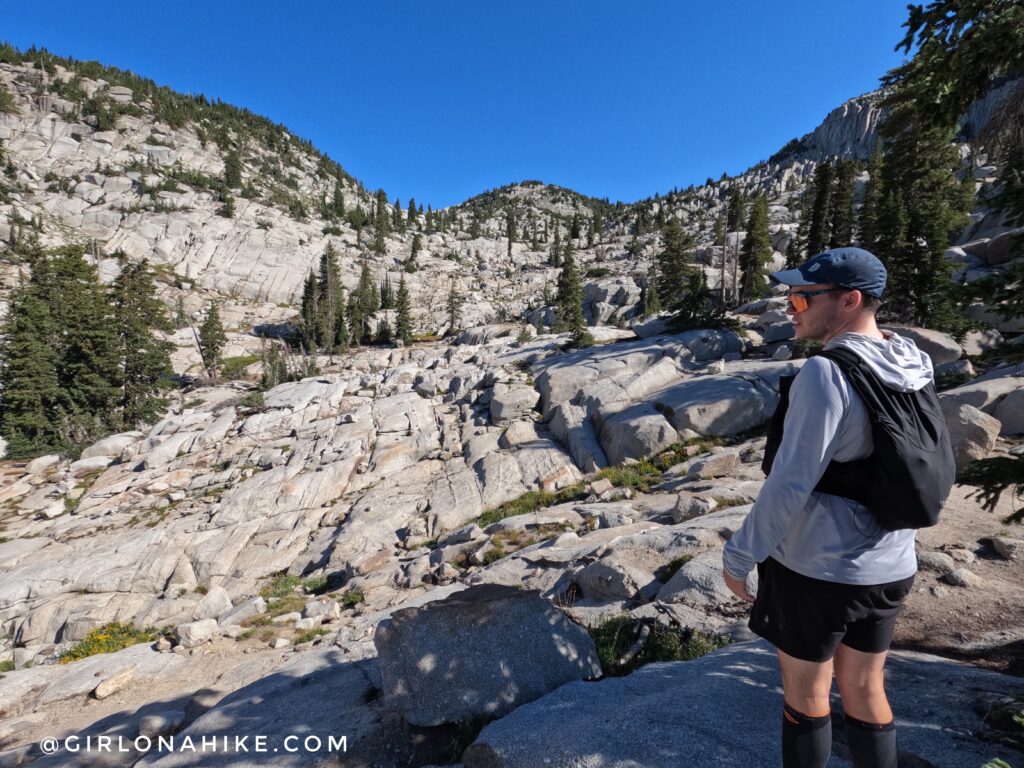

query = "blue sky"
(5, 1), (912, 208)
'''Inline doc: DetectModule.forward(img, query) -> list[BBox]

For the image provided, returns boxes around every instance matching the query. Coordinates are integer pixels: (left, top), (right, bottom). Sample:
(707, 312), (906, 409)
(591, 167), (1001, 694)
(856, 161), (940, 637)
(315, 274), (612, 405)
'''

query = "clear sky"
(4, 1), (913, 208)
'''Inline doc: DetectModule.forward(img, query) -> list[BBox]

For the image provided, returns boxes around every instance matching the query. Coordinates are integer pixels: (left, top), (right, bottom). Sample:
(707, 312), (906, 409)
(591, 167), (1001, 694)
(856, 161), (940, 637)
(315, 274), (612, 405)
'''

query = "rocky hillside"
(0, 47), (1023, 768)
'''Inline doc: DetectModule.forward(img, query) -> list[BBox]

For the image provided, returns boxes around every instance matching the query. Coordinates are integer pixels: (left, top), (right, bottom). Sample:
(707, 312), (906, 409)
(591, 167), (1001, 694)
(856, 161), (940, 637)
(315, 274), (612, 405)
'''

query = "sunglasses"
(786, 287), (842, 313)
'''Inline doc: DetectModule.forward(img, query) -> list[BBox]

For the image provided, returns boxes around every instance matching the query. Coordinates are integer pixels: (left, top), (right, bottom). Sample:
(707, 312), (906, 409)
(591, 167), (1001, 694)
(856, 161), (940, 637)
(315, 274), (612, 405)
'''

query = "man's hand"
(723, 569), (755, 603)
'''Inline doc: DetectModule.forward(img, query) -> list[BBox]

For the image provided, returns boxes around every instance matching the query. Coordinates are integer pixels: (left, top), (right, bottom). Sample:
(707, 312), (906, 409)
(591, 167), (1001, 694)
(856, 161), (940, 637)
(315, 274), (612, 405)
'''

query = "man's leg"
(777, 649), (834, 768)
(834, 644), (898, 768)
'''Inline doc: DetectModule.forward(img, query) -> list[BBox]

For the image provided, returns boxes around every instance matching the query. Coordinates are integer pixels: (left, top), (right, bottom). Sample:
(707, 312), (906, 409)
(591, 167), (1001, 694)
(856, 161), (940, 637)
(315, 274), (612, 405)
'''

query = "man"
(722, 247), (931, 768)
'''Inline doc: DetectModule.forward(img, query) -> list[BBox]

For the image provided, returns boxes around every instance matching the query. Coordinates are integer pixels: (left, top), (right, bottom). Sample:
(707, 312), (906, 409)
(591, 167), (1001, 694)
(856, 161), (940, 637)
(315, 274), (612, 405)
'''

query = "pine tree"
(591, 208), (603, 245)
(725, 187), (747, 231)
(111, 260), (173, 429)
(392, 197), (404, 232)
(807, 163), (834, 255)
(373, 189), (389, 254)
(505, 206), (516, 258)
(642, 260), (662, 317)
(299, 269), (318, 351)
(445, 278), (462, 336)
(828, 160), (856, 247)
(315, 244), (343, 352)
(331, 181), (345, 219)
(375, 314), (393, 345)
(223, 150), (242, 188)
(857, 146), (883, 249)
(198, 303), (227, 380)
(407, 197), (418, 229)
(655, 218), (694, 312)
(46, 246), (122, 446)
(738, 195), (772, 303)
(395, 276), (413, 346)
(549, 228), (561, 268)
(425, 205), (434, 234)
(554, 241), (591, 346)
(0, 270), (67, 457)
(570, 212), (581, 240)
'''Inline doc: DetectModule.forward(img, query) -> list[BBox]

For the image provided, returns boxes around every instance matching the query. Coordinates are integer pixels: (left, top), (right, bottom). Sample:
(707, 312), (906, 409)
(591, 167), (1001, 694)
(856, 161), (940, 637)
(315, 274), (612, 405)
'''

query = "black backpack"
(762, 346), (955, 531)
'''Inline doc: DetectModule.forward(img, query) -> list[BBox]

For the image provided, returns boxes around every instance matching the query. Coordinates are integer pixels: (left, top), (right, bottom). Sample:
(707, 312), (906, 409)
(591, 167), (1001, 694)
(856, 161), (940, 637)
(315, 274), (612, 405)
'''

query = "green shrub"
(589, 615), (728, 676)
(0, 660), (14, 672)
(654, 554), (693, 582)
(585, 267), (611, 278)
(58, 622), (159, 664)
(260, 573), (302, 598)
(239, 391), (266, 411)
(295, 627), (329, 644)
(267, 594), (306, 618)
(339, 589), (364, 608)
(302, 576), (328, 594)
(476, 483), (587, 526)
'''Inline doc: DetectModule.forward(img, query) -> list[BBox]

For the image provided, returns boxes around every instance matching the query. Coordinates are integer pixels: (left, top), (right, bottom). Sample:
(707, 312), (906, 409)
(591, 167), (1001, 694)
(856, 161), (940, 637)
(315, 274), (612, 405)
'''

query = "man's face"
(785, 283), (845, 342)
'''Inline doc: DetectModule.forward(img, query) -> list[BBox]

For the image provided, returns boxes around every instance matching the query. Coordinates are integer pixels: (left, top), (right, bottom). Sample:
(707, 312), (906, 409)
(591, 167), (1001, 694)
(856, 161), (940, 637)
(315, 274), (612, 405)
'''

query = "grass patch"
(221, 354), (260, 380)
(260, 573), (302, 598)
(266, 594), (306, 619)
(589, 615), (729, 676)
(476, 483), (587, 527)
(295, 627), (329, 644)
(654, 554), (693, 582)
(58, 622), (160, 664)
(302, 575), (328, 594)
(0, 660), (14, 673)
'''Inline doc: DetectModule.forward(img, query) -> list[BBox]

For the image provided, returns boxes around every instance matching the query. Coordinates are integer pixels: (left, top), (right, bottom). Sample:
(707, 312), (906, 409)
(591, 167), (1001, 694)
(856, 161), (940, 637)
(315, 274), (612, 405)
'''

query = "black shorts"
(749, 557), (915, 663)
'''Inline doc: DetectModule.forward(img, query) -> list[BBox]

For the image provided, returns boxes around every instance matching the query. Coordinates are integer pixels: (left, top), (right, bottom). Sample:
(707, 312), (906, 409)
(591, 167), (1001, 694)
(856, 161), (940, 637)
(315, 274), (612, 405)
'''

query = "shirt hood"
(825, 330), (934, 392)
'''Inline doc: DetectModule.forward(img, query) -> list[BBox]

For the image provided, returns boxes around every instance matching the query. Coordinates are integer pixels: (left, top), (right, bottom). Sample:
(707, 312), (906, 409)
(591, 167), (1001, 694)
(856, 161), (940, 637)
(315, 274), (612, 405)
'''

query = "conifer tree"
(373, 189), (390, 254)
(505, 207), (516, 258)
(299, 269), (318, 351)
(828, 160), (856, 247)
(392, 197), (404, 232)
(111, 260), (173, 429)
(332, 181), (345, 219)
(591, 208), (603, 245)
(642, 260), (662, 317)
(570, 212), (581, 240)
(407, 197), (417, 227)
(315, 245), (343, 352)
(549, 228), (561, 268)
(375, 314), (393, 345)
(0, 269), (66, 457)
(655, 218), (694, 312)
(198, 303), (227, 380)
(554, 241), (591, 347)
(807, 163), (834, 255)
(738, 195), (772, 303)
(425, 205), (434, 234)
(46, 246), (122, 445)
(857, 146), (884, 249)
(725, 187), (747, 231)
(395, 276), (413, 346)
(223, 150), (242, 188)
(445, 278), (462, 336)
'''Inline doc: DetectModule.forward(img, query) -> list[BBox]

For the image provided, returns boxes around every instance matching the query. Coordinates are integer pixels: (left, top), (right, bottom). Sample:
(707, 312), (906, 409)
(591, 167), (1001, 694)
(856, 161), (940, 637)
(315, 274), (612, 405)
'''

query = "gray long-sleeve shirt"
(722, 331), (928, 585)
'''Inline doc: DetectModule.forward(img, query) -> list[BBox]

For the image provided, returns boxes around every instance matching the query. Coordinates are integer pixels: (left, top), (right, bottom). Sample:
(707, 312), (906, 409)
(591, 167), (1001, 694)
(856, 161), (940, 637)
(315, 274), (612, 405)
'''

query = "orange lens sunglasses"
(786, 287), (842, 313)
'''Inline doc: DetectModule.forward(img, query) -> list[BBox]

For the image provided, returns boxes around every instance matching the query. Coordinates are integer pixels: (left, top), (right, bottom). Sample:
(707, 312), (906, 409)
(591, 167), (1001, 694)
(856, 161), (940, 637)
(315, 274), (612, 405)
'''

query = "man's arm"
(722, 357), (849, 584)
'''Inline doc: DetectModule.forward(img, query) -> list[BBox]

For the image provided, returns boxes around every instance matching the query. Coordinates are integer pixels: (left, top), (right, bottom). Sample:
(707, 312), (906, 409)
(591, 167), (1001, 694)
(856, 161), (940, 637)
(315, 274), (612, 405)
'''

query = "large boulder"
(993, 388), (1024, 436)
(599, 403), (678, 465)
(490, 384), (540, 422)
(940, 400), (1001, 473)
(373, 584), (602, 726)
(655, 376), (769, 437)
(462, 641), (1023, 768)
(884, 326), (962, 366)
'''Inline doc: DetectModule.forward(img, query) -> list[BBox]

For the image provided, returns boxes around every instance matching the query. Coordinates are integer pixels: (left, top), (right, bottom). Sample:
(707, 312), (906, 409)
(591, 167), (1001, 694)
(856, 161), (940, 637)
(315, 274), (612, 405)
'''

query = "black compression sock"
(782, 703), (832, 768)
(844, 713), (897, 768)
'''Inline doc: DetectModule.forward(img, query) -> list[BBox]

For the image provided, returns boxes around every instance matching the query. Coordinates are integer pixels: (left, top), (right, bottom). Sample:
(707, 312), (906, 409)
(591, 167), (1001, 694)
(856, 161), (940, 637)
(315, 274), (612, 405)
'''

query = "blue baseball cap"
(769, 247), (887, 298)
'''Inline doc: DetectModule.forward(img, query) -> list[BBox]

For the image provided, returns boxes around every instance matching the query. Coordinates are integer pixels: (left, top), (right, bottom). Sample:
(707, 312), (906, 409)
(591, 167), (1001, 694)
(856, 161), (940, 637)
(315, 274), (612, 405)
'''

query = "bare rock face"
(373, 584), (602, 726)
(462, 640), (1023, 768)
